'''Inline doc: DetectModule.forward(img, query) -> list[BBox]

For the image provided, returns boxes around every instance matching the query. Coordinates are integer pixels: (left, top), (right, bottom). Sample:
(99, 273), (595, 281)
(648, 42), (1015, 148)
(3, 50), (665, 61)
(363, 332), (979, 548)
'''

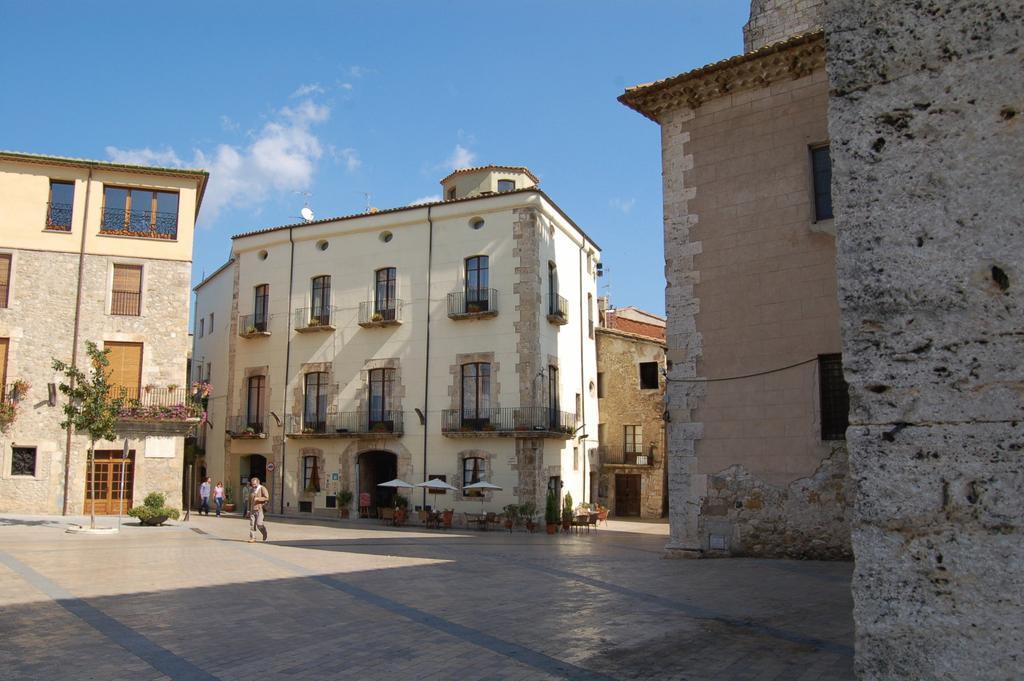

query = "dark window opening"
(46, 180), (75, 231)
(497, 179), (515, 192)
(253, 284), (269, 331)
(246, 375), (265, 432)
(460, 363), (491, 427)
(463, 457), (486, 496)
(819, 354), (849, 440)
(639, 362), (659, 389)
(11, 446), (36, 476)
(811, 145), (833, 221)
(375, 267), (397, 320)
(597, 372), (604, 398)
(369, 368), (395, 429)
(304, 372), (329, 432)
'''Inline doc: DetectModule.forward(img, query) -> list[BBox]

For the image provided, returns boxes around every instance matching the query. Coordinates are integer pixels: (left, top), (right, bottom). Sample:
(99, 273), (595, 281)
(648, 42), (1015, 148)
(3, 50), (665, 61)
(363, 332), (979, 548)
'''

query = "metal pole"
(185, 464), (193, 521)
(117, 439), (128, 530)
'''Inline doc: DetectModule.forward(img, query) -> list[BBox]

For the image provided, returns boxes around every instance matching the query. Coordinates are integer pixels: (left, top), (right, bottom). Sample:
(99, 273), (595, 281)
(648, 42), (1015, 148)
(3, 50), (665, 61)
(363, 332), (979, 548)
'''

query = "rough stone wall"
(700, 444), (850, 559)
(595, 329), (667, 519)
(826, 1), (1024, 678)
(743, 0), (824, 52)
(512, 208), (542, 408)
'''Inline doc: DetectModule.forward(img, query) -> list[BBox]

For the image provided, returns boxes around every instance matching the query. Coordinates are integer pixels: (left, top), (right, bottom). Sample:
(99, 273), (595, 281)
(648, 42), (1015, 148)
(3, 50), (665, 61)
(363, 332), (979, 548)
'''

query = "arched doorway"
(358, 450), (397, 512)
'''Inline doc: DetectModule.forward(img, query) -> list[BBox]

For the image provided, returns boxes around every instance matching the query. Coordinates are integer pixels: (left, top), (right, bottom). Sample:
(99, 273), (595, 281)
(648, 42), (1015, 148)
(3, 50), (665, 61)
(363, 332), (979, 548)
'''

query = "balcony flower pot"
(338, 490), (352, 519)
(371, 313), (383, 322)
(246, 326), (258, 335)
(482, 423), (497, 432)
(546, 523), (557, 535)
(467, 304), (482, 314)
(9, 379), (29, 402)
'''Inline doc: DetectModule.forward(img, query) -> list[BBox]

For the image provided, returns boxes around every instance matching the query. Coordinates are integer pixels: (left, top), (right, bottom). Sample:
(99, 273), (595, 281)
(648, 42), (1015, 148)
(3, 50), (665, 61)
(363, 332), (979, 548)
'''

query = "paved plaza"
(0, 514), (853, 680)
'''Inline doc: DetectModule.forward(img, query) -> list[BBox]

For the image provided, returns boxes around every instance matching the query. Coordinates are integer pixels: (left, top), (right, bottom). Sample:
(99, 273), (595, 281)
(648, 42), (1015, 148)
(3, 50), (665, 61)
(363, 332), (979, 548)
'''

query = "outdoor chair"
(588, 512), (599, 531)
(379, 507), (394, 525)
(485, 512), (499, 530)
(571, 514), (590, 533)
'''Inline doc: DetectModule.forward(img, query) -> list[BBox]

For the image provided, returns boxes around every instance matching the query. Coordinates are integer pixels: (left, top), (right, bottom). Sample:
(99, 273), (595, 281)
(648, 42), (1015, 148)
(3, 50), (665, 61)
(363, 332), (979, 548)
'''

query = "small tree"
(53, 341), (126, 529)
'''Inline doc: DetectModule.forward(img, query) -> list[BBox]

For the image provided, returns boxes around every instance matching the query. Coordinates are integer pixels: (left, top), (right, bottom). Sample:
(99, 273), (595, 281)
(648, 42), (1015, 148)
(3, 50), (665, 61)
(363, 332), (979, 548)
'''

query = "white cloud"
(339, 82), (353, 91)
(331, 146), (361, 172)
(348, 65), (370, 78)
(105, 146), (185, 168)
(106, 98), (330, 225)
(219, 115), (240, 133)
(290, 82), (325, 98)
(609, 197), (636, 214)
(446, 144), (476, 170)
(409, 194), (441, 206)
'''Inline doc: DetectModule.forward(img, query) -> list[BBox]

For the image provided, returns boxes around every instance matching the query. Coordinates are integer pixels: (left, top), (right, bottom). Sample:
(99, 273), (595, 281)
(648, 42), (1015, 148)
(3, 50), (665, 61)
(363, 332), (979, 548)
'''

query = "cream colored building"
(619, 1), (852, 558)
(0, 151), (208, 514)
(194, 166), (600, 520)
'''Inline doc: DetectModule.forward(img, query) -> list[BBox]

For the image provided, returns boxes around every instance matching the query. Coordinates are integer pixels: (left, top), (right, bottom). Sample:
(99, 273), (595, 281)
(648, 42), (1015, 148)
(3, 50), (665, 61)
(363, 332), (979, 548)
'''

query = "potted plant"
(521, 501), (538, 533)
(545, 489), (559, 534)
(503, 503), (519, 531)
(223, 486), (236, 513)
(144, 383), (156, 394)
(371, 422), (389, 433)
(0, 401), (16, 434)
(127, 492), (181, 526)
(393, 493), (409, 525)
(309, 316), (321, 327)
(9, 379), (29, 401)
(337, 489), (353, 519)
(467, 303), (482, 314)
(482, 422), (497, 432)
(167, 384), (178, 393)
(561, 492), (574, 532)
(371, 312), (383, 322)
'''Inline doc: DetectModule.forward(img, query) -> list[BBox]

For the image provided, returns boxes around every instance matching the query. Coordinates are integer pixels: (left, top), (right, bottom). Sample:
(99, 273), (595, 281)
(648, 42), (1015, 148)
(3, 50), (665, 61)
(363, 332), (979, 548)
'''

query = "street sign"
(267, 462), (276, 473)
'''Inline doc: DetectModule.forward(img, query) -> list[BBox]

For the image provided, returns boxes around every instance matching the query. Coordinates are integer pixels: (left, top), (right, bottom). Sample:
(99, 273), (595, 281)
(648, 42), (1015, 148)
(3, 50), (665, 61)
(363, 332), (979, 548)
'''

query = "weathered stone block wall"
(743, 0), (824, 52)
(826, 1), (1023, 677)
(700, 444), (851, 559)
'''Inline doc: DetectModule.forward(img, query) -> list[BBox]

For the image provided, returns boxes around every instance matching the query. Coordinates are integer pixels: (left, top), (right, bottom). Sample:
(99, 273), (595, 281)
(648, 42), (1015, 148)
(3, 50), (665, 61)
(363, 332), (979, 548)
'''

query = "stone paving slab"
(0, 514), (853, 680)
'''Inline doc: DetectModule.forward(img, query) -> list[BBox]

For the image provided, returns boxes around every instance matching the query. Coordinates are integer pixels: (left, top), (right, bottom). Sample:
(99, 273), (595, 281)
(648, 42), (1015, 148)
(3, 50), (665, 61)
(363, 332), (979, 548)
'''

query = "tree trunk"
(89, 441), (96, 530)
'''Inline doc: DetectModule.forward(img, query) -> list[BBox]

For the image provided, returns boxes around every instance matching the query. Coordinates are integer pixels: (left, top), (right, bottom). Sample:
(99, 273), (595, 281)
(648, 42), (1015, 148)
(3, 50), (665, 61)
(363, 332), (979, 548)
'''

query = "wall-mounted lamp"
(269, 411), (282, 427)
(415, 408), (425, 425)
(47, 383), (57, 407)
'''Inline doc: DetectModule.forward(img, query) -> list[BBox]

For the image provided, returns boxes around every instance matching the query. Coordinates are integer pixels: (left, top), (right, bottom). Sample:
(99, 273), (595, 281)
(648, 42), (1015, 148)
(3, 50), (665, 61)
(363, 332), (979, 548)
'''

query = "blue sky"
(0, 1), (748, 315)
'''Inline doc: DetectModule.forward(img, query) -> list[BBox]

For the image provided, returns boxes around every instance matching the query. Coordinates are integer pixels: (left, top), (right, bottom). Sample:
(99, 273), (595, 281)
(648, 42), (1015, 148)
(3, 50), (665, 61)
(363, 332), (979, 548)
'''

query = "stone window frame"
(298, 446), (325, 497)
(809, 142), (833, 223)
(455, 449), (495, 500)
(10, 445), (37, 477)
(448, 352), (500, 412)
(240, 365), (270, 425)
(292, 362), (337, 425)
(356, 358), (404, 418)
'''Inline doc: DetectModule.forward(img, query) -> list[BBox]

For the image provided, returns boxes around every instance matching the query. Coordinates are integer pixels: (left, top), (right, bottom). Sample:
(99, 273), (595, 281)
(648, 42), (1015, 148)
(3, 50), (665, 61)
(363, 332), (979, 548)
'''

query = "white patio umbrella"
(462, 480), (503, 492)
(415, 478), (459, 492)
(377, 478), (415, 489)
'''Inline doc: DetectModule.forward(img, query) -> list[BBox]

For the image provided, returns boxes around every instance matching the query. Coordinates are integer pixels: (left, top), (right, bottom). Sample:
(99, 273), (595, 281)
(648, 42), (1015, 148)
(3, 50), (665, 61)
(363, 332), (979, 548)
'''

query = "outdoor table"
(464, 512), (487, 530)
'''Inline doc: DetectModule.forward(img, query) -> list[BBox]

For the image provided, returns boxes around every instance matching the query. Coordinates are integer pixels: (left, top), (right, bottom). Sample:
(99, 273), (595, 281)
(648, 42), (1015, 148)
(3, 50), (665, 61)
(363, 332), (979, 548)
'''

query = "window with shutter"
(111, 264), (142, 316)
(0, 254), (10, 308)
(0, 338), (8, 399)
(105, 342), (143, 401)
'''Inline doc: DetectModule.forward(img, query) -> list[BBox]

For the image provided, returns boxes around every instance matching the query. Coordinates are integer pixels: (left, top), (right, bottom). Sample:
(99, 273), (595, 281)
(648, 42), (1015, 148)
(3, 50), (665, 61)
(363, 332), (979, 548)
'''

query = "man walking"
(199, 477), (211, 516)
(248, 477), (270, 543)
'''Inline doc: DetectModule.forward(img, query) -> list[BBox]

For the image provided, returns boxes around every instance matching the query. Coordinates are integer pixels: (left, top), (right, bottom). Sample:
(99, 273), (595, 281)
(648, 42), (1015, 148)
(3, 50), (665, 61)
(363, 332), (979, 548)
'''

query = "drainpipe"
(281, 226), (295, 514)
(578, 244), (586, 503)
(62, 167), (93, 516)
(421, 205), (434, 508)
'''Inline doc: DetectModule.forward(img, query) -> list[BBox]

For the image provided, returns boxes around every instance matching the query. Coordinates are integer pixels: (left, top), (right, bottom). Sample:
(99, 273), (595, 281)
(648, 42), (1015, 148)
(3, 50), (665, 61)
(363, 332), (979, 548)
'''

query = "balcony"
(45, 202), (73, 232)
(113, 387), (203, 433)
(547, 294), (568, 325)
(598, 445), (654, 466)
(441, 407), (577, 439)
(294, 306), (336, 333)
(238, 314), (271, 338)
(100, 207), (178, 240)
(447, 289), (498, 320)
(227, 416), (268, 438)
(358, 300), (402, 327)
(285, 410), (403, 438)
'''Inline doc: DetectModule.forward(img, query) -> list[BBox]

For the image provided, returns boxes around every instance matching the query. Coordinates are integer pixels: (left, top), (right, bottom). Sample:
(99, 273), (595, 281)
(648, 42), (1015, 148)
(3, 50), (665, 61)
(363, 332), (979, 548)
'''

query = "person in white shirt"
(199, 478), (211, 516)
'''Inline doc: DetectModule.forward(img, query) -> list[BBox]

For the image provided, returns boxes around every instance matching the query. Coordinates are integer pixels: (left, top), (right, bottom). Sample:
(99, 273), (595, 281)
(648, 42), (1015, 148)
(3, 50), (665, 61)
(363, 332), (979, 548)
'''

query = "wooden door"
(84, 450), (135, 515)
(105, 341), (142, 400)
(615, 474), (641, 517)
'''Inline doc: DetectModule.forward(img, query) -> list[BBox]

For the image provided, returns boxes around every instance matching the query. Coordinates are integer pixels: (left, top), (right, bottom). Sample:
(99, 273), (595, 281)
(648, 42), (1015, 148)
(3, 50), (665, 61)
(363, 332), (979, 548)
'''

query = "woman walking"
(213, 481), (225, 516)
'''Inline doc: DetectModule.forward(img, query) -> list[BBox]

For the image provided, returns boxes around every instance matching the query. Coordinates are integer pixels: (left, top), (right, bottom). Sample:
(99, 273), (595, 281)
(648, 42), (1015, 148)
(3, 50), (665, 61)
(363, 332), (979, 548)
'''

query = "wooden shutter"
(0, 254), (10, 307)
(112, 264), (142, 315)
(0, 338), (8, 396)
(105, 342), (143, 400)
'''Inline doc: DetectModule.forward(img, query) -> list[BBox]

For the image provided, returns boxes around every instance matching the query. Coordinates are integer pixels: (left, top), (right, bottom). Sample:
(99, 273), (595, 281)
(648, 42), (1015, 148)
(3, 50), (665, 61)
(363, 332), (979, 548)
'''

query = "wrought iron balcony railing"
(238, 313), (270, 337)
(45, 202), (73, 231)
(285, 410), (403, 436)
(447, 289), (498, 319)
(358, 300), (402, 327)
(227, 415), (267, 437)
(111, 386), (204, 420)
(100, 207), (178, 240)
(547, 294), (568, 324)
(441, 407), (577, 436)
(111, 290), (141, 316)
(294, 306), (336, 332)
(599, 445), (654, 466)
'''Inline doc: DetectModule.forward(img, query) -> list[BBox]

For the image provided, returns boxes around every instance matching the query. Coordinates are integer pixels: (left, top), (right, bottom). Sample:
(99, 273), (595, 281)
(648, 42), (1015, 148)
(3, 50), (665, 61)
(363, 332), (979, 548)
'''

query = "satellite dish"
(300, 206), (315, 222)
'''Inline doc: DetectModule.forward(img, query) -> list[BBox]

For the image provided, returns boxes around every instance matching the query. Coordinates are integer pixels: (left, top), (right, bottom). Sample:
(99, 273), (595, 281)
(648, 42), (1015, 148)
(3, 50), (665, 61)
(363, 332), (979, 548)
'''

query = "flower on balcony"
(191, 382), (213, 399)
(9, 379), (30, 402)
(118, 402), (203, 420)
(0, 401), (17, 433)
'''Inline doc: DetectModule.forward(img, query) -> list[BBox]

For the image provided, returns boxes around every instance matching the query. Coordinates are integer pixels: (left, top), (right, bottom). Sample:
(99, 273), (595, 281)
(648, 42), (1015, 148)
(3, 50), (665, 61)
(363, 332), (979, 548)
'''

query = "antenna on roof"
(354, 191), (373, 212)
(292, 191), (315, 222)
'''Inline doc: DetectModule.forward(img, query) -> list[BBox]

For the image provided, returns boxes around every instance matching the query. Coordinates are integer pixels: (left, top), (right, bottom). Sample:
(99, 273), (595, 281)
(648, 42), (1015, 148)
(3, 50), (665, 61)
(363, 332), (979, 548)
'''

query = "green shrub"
(127, 491), (180, 524)
(545, 489), (559, 524)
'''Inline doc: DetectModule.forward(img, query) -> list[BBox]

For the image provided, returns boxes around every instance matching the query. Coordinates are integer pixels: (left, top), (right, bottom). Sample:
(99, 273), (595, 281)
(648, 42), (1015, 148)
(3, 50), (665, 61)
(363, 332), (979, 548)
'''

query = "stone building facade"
(193, 166), (600, 522)
(827, 1), (1023, 678)
(595, 318), (667, 520)
(618, 3), (852, 558)
(0, 151), (207, 514)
